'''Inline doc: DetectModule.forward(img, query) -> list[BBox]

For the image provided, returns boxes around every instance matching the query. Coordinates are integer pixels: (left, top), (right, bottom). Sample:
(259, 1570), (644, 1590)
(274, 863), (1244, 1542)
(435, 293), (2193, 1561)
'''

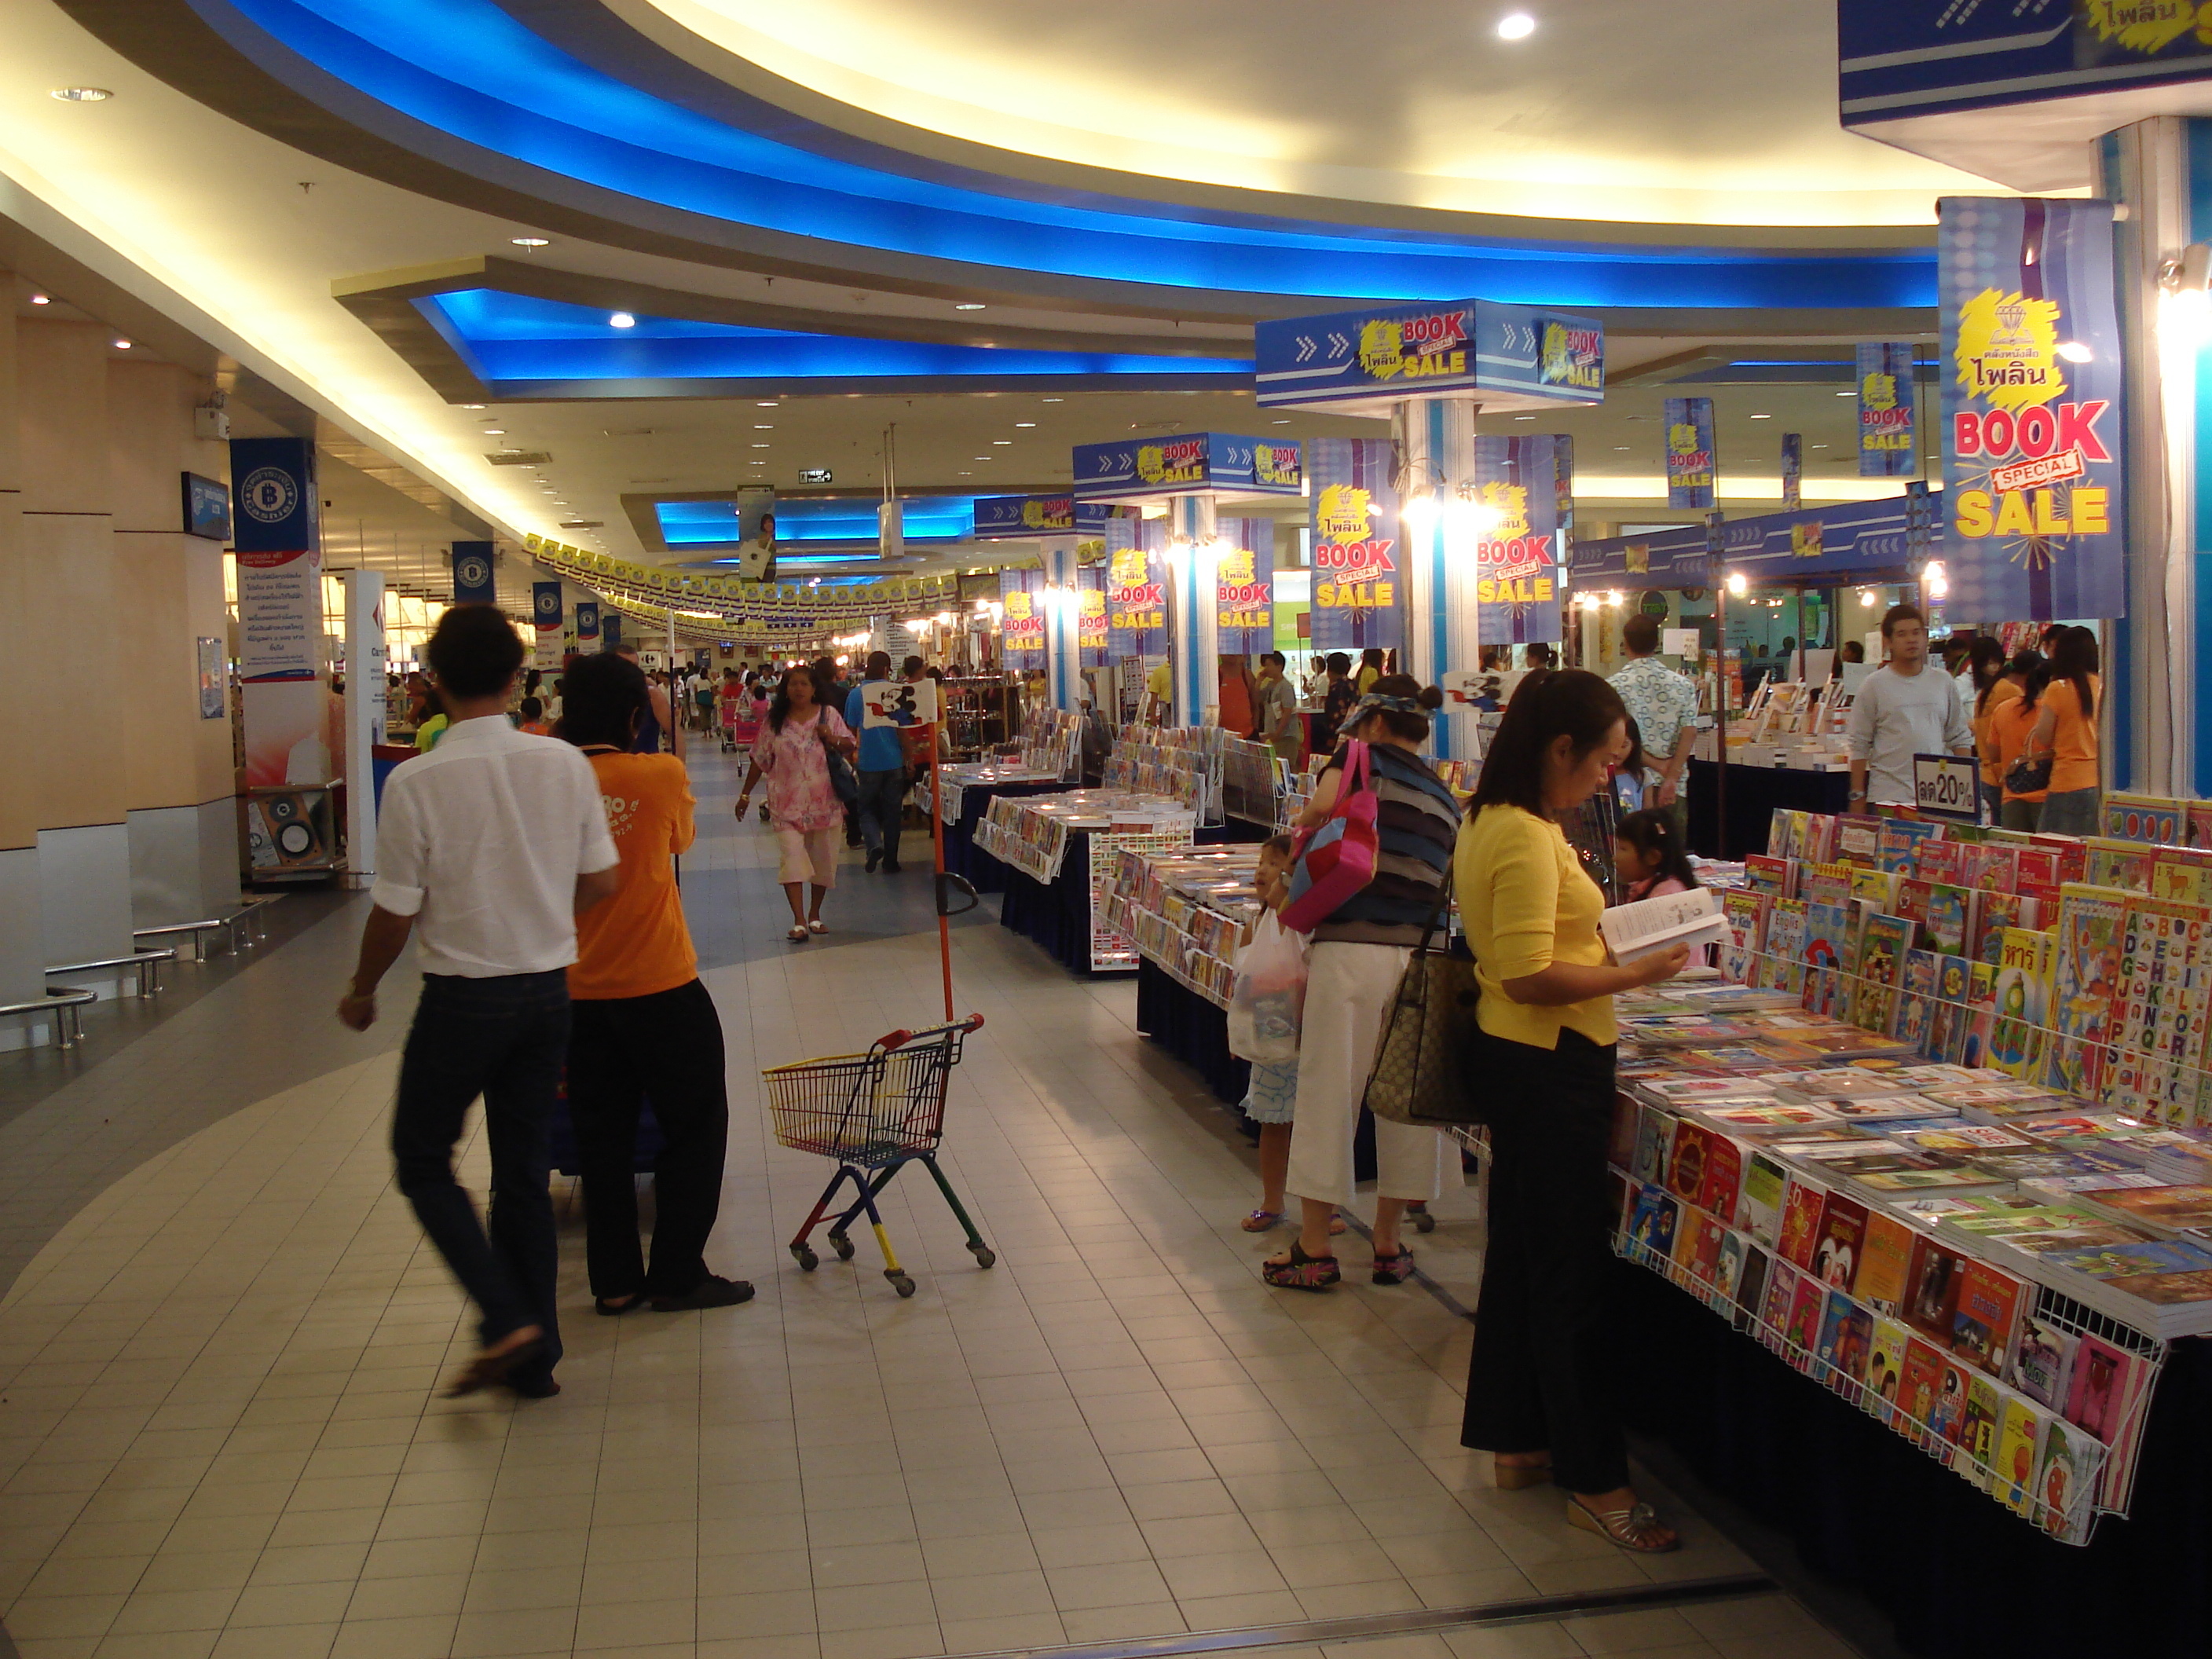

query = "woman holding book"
(1456, 669), (1691, 1554)
(2022, 628), (2101, 837)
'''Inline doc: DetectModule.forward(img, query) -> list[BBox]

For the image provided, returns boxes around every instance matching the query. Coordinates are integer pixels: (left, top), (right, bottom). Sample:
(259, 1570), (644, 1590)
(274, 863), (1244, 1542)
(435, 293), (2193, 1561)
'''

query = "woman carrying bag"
(1263, 676), (1459, 1291)
(736, 666), (858, 941)
(1455, 669), (1690, 1553)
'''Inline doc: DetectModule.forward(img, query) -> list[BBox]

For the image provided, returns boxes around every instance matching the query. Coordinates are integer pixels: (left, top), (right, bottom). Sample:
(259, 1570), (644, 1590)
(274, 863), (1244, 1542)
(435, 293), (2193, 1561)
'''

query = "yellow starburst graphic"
(1110, 547), (1149, 586)
(1134, 445), (1166, 483)
(1218, 547), (1256, 584)
(2081, 0), (2197, 53)
(1316, 485), (1375, 541)
(1954, 289), (2066, 413)
(1358, 320), (1404, 381)
(1478, 481), (1529, 538)
(1861, 370), (1898, 412)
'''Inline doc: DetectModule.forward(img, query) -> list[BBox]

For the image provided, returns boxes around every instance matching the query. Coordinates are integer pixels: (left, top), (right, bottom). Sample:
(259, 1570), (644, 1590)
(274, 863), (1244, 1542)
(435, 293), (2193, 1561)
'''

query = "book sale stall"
(977, 792), (1198, 973)
(1612, 803), (2212, 1658)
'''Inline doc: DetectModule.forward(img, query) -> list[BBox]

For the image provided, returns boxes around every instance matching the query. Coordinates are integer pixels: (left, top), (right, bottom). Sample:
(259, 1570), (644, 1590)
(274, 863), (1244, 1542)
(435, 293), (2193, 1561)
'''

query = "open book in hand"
(1599, 888), (1728, 965)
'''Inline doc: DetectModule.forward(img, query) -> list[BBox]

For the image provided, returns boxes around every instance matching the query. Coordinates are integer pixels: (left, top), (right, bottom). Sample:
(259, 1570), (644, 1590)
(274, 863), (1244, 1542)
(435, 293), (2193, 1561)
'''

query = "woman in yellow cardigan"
(1455, 669), (1690, 1553)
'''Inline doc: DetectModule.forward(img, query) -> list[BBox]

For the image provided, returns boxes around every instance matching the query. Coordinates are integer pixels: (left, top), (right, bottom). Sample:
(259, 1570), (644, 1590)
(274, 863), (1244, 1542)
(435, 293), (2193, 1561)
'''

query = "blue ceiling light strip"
(658, 496), (980, 548)
(419, 291), (1252, 384)
(207, 0), (1935, 309)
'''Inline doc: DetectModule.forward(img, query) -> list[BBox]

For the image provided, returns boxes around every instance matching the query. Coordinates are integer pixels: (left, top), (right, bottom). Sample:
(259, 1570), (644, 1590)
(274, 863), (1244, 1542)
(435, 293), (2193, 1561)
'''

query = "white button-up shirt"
(370, 716), (621, 978)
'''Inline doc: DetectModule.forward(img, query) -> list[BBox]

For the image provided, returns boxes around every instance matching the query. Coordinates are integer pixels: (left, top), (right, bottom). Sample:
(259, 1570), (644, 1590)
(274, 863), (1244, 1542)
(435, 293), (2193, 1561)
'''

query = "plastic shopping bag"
(1227, 914), (1309, 1063)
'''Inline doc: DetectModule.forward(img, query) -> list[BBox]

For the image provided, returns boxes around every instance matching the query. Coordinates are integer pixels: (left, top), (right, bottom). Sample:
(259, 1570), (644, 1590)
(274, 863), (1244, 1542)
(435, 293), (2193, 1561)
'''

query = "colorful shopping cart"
(764, 1014), (994, 1297)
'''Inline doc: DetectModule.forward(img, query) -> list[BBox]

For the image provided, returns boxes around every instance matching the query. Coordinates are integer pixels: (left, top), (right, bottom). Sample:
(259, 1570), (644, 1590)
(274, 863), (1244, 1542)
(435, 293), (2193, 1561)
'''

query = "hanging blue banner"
(452, 541), (496, 605)
(1663, 397), (1716, 511)
(602, 610), (623, 650)
(1939, 197), (2125, 621)
(1076, 564), (1110, 668)
(998, 567), (1046, 671)
(229, 436), (317, 554)
(1104, 513), (1167, 659)
(1254, 301), (1605, 416)
(1780, 431), (1802, 511)
(1072, 434), (1302, 501)
(532, 580), (562, 630)
(1216, 519), (1274, 657)
(1307, 438), (1404, 653)
(1474, 437), (1563, 646)
(972, 494), (1118, 537)
(1858, 342), (1918, 478)
(574, 599), (600, 641)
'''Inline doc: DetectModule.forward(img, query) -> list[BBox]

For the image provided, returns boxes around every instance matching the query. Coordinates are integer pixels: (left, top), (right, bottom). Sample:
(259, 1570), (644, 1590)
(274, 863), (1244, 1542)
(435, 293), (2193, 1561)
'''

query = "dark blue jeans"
(856, 767), (907, 862)
(393, 969), (569, 1385)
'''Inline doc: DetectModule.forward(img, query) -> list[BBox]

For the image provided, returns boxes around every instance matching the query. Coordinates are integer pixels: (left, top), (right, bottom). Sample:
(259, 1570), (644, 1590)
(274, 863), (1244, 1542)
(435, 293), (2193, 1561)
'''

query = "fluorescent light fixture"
(1496, 13), (1535, 39)
(510, 236), (550, 247)
(1749, 412), (1772, 419)
(1836, 390), (1855, 397)
(482, 427), (505, 434)
(608, 312), (636, 328)
(756, 401), (778, 407)
(1015, 422), (1036, 428)
(752, 443), (770, 448)
(753, 424), (774, 430)
(954, 302), (987, 310)
(51, 86), (112, 101)
(992, 439), (1012, 445)
(1042, 397), (1064, 403)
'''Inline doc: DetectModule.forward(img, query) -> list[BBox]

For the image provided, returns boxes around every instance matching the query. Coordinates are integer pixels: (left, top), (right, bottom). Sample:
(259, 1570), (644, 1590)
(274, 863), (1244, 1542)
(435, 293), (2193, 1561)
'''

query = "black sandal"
(1262, 1240), (1341, 1291)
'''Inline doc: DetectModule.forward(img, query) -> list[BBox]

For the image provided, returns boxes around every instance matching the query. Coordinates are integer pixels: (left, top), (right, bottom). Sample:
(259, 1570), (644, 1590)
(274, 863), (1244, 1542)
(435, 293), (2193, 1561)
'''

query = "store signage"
(1914, 753), (1981, 825)
(972, 494), (1119, 538)
(532, 581), (564, 671)
(1663, 397), (1716, 511)
(1254, 299), (1604, 416)
(1780, 432), (1802, 512)
(1306, 438), (1404, 652)
(998, 567), (1046, 669)
(229, 436), (317, 554)
(1077, 565), (1110, 667)
(574, 600), (600, 641)
(1105, 517), (1170, 659)
(799, 467), (832, 485)
(1858, 342), (1917, 478)
(1939, 197), (2124, 621)
(1474, 435), (1565, 647)
(602, 610), (623, 650)
(182, 471), (231, 541)
(452, 541), (497, 605)
(1071, 433), (1302, 501)
(1216, 519), (1274, 656)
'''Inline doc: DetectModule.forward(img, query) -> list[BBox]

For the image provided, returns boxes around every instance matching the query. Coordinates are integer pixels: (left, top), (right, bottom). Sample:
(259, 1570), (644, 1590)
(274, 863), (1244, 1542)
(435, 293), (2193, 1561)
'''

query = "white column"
(1394, 396), (1483, 758)
(1166, 494), (1220, 727)
(1040, 533), (1082, 712)
(343, 570), (386, 888)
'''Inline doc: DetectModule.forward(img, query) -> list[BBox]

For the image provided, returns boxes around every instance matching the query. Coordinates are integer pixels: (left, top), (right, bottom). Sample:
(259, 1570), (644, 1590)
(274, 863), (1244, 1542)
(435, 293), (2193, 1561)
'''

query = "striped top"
(1312, 742), (1463, 947)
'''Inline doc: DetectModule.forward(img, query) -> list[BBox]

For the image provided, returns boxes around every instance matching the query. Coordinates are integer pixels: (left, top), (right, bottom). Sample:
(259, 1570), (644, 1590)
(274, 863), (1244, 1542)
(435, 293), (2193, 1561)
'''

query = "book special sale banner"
(1306, 438), (1404, 652)
(1474, 434), (1566, 646)
(1939, 197), (2125, 621)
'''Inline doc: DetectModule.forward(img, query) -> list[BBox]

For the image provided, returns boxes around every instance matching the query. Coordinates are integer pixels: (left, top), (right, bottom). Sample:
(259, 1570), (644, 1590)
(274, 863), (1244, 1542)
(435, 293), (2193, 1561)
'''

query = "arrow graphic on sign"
(1327, 331), (1350, 357)
(1295, 336), (1316, 363)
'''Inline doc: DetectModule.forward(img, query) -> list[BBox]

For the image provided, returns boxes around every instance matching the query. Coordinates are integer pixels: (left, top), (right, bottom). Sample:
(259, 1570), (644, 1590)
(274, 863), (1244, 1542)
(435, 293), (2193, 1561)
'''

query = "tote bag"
(1280, 741), (1379, 934)
(1363, 856), (1489, 1130)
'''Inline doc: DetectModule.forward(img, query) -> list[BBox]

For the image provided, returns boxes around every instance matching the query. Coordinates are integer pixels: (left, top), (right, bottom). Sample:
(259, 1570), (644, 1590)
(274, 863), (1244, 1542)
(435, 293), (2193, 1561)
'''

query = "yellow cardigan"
(1454, 804), (1617, 1050)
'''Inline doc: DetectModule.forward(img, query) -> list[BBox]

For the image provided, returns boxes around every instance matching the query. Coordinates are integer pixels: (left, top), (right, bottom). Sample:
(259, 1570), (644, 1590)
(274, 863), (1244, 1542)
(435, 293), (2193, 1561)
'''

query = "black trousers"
(393, 970), (569, 1387)
(566, 979), (731, 1299)
(1463, 1027), (1628, 1496)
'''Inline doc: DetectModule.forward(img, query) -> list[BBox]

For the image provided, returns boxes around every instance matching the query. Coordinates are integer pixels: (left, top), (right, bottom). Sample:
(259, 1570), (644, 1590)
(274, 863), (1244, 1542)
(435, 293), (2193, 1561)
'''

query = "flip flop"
(786, 925), (810, 943)
(808, 921), (828, 934)
(1241, 1210), (1284, 1232)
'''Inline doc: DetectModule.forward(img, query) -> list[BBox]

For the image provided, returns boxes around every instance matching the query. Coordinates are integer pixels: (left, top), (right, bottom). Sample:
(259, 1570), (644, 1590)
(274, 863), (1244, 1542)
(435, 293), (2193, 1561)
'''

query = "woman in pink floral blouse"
(738, 667), (858, 941)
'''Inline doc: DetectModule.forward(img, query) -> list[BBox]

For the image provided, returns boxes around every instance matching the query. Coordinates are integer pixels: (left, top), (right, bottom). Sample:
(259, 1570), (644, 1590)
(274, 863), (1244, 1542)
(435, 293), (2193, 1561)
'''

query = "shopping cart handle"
(873, 1013), (984, 1053)
(935, 872), (980, 918)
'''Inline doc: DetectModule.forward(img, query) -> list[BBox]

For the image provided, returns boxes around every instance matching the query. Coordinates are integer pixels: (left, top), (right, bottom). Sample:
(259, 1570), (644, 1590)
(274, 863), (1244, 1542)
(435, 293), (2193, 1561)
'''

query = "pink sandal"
(1371, 1247), (1417, 1285)
(1262, 1241), (1340, 1291)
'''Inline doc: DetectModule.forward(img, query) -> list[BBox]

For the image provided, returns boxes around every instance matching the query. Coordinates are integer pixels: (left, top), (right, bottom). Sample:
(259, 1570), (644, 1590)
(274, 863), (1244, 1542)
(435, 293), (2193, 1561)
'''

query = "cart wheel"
(969, 1244), (997, 1269)
(791, 1243), (819, 1271)
(1412, 1210), (1437, 1234)
(888, 1272), (917, 1298)
(829, 1232), (856, 1262)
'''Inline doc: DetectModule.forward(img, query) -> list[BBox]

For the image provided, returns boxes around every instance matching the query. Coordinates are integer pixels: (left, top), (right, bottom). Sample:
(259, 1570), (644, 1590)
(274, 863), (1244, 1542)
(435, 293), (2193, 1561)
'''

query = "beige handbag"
(1363, 877), (1489, 1129)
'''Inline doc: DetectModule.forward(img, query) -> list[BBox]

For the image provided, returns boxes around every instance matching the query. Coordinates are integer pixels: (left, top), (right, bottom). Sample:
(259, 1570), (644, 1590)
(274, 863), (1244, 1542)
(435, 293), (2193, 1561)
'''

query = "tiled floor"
(0, 747), (1859, 1659)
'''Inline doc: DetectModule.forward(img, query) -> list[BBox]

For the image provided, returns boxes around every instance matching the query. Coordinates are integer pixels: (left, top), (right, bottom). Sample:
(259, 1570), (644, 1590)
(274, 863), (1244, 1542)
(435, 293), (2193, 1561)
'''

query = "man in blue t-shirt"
(844, 651), (911, 873)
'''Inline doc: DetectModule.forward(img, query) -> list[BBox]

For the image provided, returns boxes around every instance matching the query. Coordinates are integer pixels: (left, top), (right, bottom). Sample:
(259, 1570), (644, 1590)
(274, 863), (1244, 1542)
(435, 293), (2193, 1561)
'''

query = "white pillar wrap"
(342, 570), (386, 886)
(1394, 396), (1483, 758)
(1167, 494), (1221, 727)
(1041, 534), (1082, 712)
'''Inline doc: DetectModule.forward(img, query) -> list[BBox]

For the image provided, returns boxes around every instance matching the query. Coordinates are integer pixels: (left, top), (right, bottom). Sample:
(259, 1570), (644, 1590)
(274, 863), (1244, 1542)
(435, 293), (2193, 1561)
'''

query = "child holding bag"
(1229, 837), (1346, 1235)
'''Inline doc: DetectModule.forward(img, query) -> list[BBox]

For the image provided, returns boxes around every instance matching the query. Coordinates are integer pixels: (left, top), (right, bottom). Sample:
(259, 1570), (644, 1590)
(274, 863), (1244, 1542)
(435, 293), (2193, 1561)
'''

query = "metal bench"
(45, 947), (175, 1000)
(0, 987), (97, 1049)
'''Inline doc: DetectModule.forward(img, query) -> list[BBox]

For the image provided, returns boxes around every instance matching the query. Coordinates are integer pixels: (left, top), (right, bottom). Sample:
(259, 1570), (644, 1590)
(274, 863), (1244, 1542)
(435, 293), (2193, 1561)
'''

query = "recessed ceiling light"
(1749, 412), (1772, 419)
(753, 424), (774, 430)
(756, 401), (778, 407)
(1042, 397), (1064, 403)
(1015, 422), (1036, 428)
(1613, 445), (1631, 451)
(954, 303), (986, 311)
(1496, 13), (1535, 39)
(1836, 390), (1855, 397)
(1272, 419), (1291, 426)
(511, 236), (551, 247)
(29, 294), (49, 305)
(751, 443), (770, 449)
(462, 403), (485, 409)
(992, 439), (1013, 445)
(1512, 415), (1534, 421)
(51, 86), (112, 102)
(958, 471), (972, 477)
(1811, 443), (1830, 449)
(608, 312), (635, 328)
(112, 338), (131, 350)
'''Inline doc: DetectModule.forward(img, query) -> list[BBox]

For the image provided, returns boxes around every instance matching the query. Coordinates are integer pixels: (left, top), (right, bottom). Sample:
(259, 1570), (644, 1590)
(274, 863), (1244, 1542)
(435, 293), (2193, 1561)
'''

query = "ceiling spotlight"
(1613, 445), (1630, 451)
(958, 471), (972, 476)
(1496, 13), (1535, 40)
(29, 294), (49, 305)
(51, 86), (112, 101)
(510, 236), (551, 247)
(954, 302), (987, 311)
(112, 338), (131, 350)
(608, 312), (635, 328)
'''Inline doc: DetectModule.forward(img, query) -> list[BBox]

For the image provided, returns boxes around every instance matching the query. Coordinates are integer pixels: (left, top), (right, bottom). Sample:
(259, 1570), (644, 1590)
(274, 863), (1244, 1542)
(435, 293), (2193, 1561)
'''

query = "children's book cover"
(1627, 1185), (1679, 1260)
(1991, 928), (2049, 1079)
(1958, 1374), (2005, 1489)
(1683, 1214), (1727, 1284)
(1973, 890), (2023, 967)
(1855, 1213), (1918, 1311)
(1961, 961), (1999, 1070)
(2038, 1417), (2095, 1533)
(1811, 1193), (1869, 1291)
(1896, 948), (1940, 1054)
(1715, 1231), (1749, 1302)
(1784, 1273), (1827, 1367)
(1931, 1355), (1974, 1449)
(2013, 1315), (2079, 1412)
(1836, 814), (1883, 867)
(1736, 1244), (1773, 1330)
(1744, 853), (1790, 897)
(1801, 902), (1854, 1018)
(1723, 891), (1772, 985)
(1867, 1315), (1913, 1427)
(1899, 1337), (1948, 1442)
(1763, 899), (1809, 996)
(1736, 1152), (1788, 1244)
(1849, 866), (1902, 914)
(1758, 1259), (1801, 1351)
(1802, 862), (1855, 910)
(1950, 1260), (2024, 1376)
(1919, 840), (1965, 887)
(2044, 884), (2128, 1101)
(1855, 913), (1914, 1037)
(1904, 1235), (1965, 1344)
(1994, 1393), (2044, 1517)
(2064, 1335), (2137, 1444)
(1664, 1119), (1710, 1203)
(1776, 1176), (1829, 1270)
(1631, 1106), (1672, 1184)
(1879, 819), (1944, 875)
(1698, 1134), (1745, 1225)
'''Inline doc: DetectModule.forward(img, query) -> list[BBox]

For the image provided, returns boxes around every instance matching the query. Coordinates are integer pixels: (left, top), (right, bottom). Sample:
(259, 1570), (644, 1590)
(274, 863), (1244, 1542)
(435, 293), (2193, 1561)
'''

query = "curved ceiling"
(641, 0), (2005, 228)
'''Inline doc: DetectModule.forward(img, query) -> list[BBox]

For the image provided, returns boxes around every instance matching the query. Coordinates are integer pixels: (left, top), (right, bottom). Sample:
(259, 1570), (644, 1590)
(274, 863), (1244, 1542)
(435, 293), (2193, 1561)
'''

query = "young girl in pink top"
(1613, 808), (1699, 904)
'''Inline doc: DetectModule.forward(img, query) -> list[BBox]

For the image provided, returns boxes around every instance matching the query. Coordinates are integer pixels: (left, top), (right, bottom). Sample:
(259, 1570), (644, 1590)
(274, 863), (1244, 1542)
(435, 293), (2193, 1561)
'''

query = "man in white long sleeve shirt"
(1846, 604), (1972, 810)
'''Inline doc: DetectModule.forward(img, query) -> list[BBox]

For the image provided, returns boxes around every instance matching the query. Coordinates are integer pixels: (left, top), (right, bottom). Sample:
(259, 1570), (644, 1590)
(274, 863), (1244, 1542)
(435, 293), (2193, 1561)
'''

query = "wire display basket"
(764, 1032), (966, 1167)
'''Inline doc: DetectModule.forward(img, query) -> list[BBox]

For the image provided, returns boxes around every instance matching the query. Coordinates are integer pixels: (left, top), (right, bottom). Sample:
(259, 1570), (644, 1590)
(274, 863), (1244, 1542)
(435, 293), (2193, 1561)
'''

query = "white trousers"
(1284, 941), (1447, 1207)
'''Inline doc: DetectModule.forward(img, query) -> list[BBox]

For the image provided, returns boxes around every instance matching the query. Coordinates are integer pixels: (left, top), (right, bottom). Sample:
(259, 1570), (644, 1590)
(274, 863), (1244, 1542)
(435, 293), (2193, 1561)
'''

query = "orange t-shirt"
(1986, 695), (2047, 804)
(570, 751), (698, 1000)
(2043, 676), (2100, 795)
(1971, 678), (2022, 786)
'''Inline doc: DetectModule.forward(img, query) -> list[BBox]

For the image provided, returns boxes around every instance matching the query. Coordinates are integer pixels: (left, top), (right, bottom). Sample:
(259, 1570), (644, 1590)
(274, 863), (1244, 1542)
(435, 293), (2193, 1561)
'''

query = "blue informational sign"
(602, 610), (623, 650)
(1307, 438), (1404, 653)
(1939, 197), (2125, 621)
(1663, 397), (1716, 511)
(452, 541), (496, 604)
(1254, 300), (1603, 416)
(228, 436), (317, 553)
(1572, 491), (1932, 585)
(1215, 519), (1274, 657)
(1474, 437), (1564, 647)
(574, 600), (600, 640)
(1071, 434), (1302, 502)
(1840, 2), (2212, 128)
(1780, 431), (1802, 512)
(1858, 342), (1918, 478)
(532, 581), (563, 630)
(972, 494), (1118, 538)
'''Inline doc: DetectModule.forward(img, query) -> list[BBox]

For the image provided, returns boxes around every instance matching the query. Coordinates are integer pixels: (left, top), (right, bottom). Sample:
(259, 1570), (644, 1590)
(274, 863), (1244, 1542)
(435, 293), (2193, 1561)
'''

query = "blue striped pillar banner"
(1166, 493), (1221, 727)
(1394, 397), (1482, 758)
(1040, 534), (1082, 712)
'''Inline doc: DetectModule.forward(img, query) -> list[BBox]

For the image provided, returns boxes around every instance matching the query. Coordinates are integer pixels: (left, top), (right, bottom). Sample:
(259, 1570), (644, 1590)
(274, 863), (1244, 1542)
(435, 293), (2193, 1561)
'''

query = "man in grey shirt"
(1845, 603), (1972, 809)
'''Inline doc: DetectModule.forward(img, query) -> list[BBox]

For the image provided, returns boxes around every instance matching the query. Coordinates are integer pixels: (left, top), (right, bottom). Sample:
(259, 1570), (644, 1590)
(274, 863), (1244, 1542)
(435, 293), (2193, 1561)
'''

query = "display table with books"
(1686, 757), (1852, 860)
(912, 764), (1072, 892)
(978, 792), (1199, 973)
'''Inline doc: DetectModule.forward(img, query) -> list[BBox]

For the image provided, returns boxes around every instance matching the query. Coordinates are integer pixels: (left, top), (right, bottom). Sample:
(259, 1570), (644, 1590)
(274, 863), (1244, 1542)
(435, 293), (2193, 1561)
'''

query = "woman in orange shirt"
(559, 653), (752, 1317)
(2025, 627), (2102, 837)
(1983, 657), (2050, 831)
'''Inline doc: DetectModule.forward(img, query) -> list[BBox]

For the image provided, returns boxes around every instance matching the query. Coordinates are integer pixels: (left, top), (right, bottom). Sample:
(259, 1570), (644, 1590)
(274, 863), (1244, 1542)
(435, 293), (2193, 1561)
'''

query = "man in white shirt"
(339, 605), (621, 1400)
(1846, 603), (1973, 811)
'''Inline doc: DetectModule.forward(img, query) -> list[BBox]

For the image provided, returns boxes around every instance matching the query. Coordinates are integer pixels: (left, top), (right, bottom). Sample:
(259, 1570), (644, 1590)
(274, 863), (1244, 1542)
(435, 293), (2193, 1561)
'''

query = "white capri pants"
(775, 826), (840, 888)
(1284, 940), (1448, 1207)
